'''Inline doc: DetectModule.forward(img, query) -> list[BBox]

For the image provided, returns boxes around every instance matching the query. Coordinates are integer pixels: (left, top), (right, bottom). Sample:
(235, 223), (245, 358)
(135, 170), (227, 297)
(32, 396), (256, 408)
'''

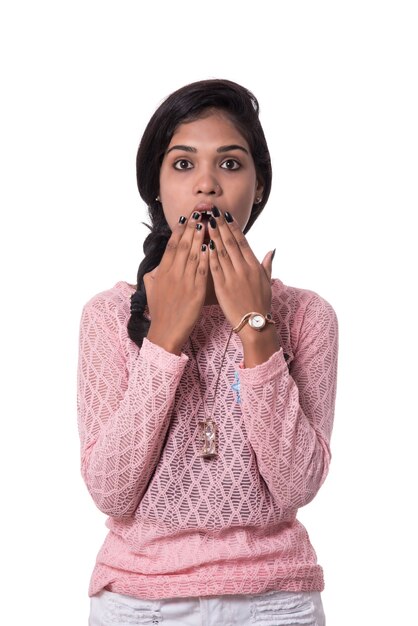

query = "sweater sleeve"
(77, 297), (188, 518)
(239, 293), (338, 510)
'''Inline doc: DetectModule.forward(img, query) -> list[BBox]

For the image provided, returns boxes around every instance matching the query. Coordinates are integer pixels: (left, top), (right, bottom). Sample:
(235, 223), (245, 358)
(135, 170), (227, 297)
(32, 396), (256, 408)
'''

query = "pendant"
(199, 419), (217, 458)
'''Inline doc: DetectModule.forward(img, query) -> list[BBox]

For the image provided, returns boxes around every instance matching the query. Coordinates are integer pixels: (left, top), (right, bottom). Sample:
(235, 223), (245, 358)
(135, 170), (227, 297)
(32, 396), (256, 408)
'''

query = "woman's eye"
(174, 159), (193, 170)
(221, 159), (240, 170)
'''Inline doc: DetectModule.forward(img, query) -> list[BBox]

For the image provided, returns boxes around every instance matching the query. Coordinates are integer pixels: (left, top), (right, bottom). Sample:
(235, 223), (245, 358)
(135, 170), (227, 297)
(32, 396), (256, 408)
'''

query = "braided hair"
(128, 79), (272, 348)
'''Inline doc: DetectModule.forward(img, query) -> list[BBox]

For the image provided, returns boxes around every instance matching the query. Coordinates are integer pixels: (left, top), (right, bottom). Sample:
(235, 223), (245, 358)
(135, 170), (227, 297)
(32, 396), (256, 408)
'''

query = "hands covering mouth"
(144, 206), (275, 357)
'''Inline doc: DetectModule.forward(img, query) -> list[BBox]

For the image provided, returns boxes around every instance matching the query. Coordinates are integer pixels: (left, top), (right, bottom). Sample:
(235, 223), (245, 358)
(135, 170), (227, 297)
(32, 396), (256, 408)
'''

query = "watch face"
(249, 314), (265, 329)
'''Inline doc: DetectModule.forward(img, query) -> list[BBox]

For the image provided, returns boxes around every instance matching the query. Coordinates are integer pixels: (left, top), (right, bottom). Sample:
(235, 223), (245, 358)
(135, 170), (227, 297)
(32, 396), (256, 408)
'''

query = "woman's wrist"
(239, 324), (281, 368)
(147, 324), (183, 356)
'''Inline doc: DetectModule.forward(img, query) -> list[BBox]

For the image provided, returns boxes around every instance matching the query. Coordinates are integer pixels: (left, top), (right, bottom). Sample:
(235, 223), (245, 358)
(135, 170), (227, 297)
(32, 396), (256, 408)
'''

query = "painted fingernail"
(192, 211), (200, 220)
(179, 216), (187, 224)
(271, 248), (276, 261)
(224, 211), (233, 223)
(212, 206), (220, 218)
(209, 216), (217, 229)
(209, 239), (215, 250)
(201, 244), (207, 252)
(196, 223), (203, 231)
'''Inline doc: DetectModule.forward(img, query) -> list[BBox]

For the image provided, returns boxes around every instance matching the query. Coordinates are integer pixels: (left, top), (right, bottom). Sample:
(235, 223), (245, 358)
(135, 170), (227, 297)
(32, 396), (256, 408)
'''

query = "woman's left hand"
(208, 210), (281, 367)
(207, 211), (274, 329)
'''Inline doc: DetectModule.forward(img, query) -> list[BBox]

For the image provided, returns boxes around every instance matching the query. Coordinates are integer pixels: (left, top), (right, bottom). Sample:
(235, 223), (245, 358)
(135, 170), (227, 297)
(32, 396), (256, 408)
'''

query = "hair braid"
(127, 204), (171, 348)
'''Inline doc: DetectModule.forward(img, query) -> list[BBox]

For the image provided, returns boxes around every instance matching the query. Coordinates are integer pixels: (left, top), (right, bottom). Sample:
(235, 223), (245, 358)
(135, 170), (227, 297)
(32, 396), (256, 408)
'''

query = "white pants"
(89, 589), (325, 625)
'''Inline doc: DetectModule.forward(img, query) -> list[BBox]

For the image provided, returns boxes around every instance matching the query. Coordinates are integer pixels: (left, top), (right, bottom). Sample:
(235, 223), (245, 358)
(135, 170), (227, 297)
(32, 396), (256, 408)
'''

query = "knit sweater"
(77, 279), (338, 599)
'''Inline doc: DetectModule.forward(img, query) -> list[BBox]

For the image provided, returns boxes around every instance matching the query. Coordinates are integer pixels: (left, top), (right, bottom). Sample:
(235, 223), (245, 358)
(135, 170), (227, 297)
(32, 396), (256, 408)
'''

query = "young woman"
(77, 79), (338, 625)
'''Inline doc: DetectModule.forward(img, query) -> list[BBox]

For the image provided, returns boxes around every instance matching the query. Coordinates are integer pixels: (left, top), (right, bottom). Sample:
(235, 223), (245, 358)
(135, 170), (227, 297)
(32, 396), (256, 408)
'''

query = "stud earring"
(155, 195), (160, 202)
(255, 197), (262, 204)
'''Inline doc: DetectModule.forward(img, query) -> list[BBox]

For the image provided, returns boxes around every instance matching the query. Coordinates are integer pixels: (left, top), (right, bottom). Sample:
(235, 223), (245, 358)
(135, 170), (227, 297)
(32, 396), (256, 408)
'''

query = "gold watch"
(233, 312), (274, 333)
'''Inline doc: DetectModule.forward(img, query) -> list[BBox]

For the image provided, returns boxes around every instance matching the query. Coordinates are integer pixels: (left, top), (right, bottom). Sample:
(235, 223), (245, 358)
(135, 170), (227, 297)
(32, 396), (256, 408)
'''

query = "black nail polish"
(179, 216), (186, 224)
(196, 223), (203, 231)
(224, 211), (233, 223)
(209, 239), (215, 250)
(192, 211), (200, 220)
(209, 216), (217, 229)
(201, 244), (207, 252)
(212, 206), (220, 218)
(271, 248), (276, 261)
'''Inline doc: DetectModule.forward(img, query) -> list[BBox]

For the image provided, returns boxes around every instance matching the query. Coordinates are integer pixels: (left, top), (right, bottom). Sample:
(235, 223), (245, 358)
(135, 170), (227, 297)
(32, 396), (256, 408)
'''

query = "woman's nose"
(193, 172), (222, 196)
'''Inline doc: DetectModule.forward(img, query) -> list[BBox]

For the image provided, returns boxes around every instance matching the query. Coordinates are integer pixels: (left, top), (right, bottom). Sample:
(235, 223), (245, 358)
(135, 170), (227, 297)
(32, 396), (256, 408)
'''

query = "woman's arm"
(77, 297), (188, 517)
(239, 293), (338, 510)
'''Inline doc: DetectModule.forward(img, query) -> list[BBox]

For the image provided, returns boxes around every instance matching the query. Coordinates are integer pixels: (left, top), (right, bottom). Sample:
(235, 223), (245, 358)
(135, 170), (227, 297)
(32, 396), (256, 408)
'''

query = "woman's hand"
(207, 210), (280, 366)
(144, 212), (208, 355)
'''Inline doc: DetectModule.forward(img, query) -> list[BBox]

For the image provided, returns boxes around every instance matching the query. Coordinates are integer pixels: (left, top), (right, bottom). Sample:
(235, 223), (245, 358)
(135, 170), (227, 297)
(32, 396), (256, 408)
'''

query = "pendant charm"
(199, 419), (217, 458)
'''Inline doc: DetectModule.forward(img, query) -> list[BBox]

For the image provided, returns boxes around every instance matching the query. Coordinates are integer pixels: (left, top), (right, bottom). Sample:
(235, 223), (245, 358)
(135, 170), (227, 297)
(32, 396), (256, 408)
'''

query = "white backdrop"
(1, 1), (417, 624)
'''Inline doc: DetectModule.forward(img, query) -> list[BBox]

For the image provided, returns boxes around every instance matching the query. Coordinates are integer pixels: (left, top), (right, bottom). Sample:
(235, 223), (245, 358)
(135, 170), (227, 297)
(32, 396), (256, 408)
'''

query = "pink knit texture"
(77, 279), (338, 599)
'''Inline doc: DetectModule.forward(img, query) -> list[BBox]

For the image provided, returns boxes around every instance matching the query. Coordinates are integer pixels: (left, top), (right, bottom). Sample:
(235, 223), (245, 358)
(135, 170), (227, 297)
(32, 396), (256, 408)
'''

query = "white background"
(1, 1), (417, 624)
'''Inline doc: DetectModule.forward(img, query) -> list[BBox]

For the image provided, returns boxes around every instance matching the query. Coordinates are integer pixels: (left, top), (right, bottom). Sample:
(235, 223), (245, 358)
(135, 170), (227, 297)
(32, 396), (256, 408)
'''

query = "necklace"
(189, 328), (234, 459)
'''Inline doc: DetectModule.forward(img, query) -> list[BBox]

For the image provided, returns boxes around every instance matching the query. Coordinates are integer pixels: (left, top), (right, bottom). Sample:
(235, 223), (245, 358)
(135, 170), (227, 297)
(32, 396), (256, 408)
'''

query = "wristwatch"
(248, 313), (273, 330)
(233, 312), (274, 333)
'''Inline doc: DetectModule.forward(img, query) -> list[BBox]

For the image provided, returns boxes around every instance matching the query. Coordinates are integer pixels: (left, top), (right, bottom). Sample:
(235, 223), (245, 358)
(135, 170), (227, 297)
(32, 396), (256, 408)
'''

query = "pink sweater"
(77, 279), (338, 599)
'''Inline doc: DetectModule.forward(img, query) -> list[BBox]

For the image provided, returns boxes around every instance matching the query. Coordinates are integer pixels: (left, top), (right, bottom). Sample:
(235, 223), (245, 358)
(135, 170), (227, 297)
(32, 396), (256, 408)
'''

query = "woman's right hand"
(144, 212), (208, 355)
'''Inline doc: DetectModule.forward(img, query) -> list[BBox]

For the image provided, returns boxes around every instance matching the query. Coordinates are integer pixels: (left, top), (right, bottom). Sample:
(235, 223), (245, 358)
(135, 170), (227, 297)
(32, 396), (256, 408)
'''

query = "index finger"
(157, 214), (189, 271)
(215, 211), (259, 266)
(158, 212), (202, 271)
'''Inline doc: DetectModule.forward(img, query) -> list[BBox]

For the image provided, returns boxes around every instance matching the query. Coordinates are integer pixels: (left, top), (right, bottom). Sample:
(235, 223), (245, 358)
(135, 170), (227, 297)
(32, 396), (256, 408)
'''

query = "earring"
(255, 197), (262, 204)
(155, 195), (161, 202)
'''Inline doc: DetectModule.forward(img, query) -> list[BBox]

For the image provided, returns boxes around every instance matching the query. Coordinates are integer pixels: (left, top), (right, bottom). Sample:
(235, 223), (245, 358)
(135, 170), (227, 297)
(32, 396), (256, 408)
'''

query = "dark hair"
(128, 78), (272, 348)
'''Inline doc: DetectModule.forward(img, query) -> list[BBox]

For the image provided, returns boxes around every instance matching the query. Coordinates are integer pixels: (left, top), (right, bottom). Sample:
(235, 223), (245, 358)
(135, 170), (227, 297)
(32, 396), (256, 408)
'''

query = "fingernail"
(224, 211), (233, 223)
(212, 206), (220, 218)
(209, 239), (215, 250)
(201, 244), (207, 252)
(179, 216), (187, 224)
(271, 248), (276, 261)
(196, 223), (203, 231)
(209, 216), (217, 229)
(192, 211), (200, 220)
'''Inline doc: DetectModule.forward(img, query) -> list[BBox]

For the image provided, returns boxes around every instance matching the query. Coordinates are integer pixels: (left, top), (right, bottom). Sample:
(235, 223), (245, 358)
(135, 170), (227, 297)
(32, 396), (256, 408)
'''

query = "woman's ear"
(254, 180), (264, 204)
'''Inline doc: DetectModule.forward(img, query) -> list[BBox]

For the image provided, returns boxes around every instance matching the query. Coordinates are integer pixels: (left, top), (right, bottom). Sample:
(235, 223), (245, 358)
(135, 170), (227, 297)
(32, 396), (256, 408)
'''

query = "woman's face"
(159, 111), (263, 236)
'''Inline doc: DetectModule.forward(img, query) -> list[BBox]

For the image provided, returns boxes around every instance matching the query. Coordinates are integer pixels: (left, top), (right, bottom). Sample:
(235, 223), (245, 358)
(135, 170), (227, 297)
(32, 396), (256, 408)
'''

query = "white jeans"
(89, 589), (325, 625)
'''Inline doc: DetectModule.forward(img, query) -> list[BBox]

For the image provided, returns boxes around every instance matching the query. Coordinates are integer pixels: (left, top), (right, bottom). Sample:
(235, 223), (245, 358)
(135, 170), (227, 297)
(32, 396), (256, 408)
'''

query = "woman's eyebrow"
(165, 144), (197, 154)
(217, 144), (249, 154)
(165, 144), (249, 155)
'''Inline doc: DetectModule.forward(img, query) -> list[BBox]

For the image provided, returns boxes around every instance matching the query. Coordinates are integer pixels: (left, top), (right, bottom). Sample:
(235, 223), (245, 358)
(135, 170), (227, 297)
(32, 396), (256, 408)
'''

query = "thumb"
(143, 266), (159, 296)
(144, 265), (159, 282)
(261, 248), (276, 280)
